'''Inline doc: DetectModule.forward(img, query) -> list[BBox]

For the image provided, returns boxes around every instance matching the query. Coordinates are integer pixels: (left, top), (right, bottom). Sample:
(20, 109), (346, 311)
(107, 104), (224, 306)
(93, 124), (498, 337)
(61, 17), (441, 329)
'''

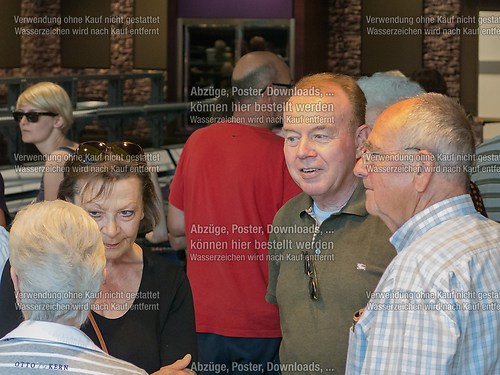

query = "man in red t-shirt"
(168, 51), (301, 374)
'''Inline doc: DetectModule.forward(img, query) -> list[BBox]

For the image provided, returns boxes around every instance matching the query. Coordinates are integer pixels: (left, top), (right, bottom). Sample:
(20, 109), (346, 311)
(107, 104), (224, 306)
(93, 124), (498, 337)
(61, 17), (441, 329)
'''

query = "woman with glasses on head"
(0, 147), (197, 374)
(73, 141), (170, 244)
(14, 82), (78, 201)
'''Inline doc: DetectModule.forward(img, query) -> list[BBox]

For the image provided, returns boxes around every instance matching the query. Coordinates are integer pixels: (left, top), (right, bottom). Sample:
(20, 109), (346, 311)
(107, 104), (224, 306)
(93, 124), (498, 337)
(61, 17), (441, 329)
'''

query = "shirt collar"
(390, 194), (477, 253)
(296, 180), (368, 219)
(1, 320), (103, 353)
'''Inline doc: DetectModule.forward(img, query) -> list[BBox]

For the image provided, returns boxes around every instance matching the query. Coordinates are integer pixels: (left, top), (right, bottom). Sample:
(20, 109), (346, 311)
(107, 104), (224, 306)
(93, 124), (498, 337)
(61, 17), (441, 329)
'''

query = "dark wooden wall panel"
(361, 0), (423, 76)
(134, 0), (167, 70)
(60, 0), (110, 68)
(294, 0), (329, 80)
(0, 0), (21, 68)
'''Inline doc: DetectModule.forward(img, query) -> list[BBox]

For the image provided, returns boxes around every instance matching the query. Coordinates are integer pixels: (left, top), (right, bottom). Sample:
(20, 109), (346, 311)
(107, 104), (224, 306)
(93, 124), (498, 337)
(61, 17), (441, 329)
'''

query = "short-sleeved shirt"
(169, 122), (301, 338)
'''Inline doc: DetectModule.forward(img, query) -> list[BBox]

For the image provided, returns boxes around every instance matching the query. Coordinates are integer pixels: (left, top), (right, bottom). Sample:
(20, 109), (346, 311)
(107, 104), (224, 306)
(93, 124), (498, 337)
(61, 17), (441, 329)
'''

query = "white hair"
(9, 200), (105, 326)
(398, 93), (475, 186)
(357, 72), (425, 127)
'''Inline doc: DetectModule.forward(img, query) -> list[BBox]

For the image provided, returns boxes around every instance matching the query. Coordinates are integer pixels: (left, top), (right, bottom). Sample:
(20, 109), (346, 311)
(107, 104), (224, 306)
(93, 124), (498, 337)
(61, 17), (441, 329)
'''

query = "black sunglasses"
(13, 111), (58, 123)
(74, 141), (145, 164)
(302, 251), (319, 300)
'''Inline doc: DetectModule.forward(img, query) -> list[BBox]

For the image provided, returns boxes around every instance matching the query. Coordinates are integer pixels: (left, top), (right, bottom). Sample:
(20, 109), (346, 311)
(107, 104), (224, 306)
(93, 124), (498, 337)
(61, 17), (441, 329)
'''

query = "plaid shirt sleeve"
(347, 302), (460, 374)
(346, 196), (500, 375)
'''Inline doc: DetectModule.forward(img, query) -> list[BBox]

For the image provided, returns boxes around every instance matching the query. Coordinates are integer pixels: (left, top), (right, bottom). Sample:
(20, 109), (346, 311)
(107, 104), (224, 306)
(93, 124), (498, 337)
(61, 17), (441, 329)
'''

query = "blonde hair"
(9, 200), (105, 325)
(16, 82), (74, 134)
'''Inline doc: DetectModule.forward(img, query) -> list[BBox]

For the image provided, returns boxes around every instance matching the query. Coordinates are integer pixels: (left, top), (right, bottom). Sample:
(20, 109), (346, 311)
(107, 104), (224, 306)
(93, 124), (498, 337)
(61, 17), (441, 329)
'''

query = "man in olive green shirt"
(266, 73), (395, 374)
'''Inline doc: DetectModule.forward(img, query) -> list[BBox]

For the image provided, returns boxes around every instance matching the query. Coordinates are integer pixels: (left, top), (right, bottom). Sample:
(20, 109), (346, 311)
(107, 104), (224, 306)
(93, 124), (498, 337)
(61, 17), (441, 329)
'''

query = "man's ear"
(355, 124), (370, 148)
(260, 88), (273, 105)
(10, 267), (21, 305)
(414, 150), (435, 193)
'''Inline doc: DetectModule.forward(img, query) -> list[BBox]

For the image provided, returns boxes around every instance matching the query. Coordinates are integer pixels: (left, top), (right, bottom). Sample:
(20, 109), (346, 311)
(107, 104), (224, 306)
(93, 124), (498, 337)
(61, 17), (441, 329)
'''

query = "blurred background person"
(14, 82), (77, 201)
(168, 51), (300, 373)
(357, 71), (424, 128)
(410, 67), (484, 145)
(14, 85), (168, 241)
(409, 67), (448, 95)
(249, 36), (267, 51)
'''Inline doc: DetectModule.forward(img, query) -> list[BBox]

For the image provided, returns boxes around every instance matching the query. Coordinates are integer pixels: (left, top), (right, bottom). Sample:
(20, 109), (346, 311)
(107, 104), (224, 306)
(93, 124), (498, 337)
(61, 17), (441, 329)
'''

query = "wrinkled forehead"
(372, 98), (415, 133)
(291, 81), (351, 109)
(74, 178), (145, 215)
(369, 102), (415, 148)
(284, 90), (352, 131)
(74, 177), (111, 204)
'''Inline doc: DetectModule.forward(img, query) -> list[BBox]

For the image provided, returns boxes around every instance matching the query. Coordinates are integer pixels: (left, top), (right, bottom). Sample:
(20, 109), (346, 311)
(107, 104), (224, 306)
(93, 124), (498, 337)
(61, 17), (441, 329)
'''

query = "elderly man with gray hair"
(357, 71), (488, 217)
(0, 200), (148, 374)
(347, 93), (500, 374)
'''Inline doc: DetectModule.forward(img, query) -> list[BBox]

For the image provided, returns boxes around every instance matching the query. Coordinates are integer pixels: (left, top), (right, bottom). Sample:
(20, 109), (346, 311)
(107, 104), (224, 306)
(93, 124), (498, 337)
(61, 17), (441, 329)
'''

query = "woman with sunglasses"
(14, 82), (78, 202)
(14, 81), (169, 241)
(0, 150), (197, 374)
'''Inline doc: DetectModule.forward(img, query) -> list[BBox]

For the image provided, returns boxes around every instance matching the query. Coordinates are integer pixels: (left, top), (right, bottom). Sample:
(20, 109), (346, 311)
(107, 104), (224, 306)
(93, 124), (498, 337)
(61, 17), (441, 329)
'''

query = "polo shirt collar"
(297, 180), (368, 219)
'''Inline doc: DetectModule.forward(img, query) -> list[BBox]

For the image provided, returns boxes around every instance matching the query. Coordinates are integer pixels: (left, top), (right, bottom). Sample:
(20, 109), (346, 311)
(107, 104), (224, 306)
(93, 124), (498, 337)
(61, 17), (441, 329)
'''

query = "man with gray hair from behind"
(347, 93), (500, 374)
(356, 71), (424, 127)
(0, 200), (149, 374)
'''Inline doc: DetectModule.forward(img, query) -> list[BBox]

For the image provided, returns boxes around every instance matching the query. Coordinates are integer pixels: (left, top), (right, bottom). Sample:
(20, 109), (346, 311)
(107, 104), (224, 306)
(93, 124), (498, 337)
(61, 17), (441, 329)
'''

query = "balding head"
(354, 93), (473, 231)
(374, 93), (474, 187)
(232, 51), (288, 81)
(232, 51), (291, 104)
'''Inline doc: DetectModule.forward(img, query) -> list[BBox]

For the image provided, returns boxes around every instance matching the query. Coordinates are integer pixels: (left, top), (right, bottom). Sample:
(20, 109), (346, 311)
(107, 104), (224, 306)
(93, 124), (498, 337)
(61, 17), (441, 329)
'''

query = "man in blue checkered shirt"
(347, 93), (500, 374)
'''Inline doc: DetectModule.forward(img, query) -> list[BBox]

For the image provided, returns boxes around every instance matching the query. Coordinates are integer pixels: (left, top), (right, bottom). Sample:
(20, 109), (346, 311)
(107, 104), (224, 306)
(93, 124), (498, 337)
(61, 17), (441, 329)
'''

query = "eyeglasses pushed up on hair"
(12, 111), (58, 123)
(303, 251), (319, 300)
(74, 141), (145, 164)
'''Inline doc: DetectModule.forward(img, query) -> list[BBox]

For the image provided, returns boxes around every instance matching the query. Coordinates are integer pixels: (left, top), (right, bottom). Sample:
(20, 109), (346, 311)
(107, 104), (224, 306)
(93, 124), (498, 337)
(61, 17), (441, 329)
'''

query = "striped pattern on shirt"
(0, 339), (147, 374)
